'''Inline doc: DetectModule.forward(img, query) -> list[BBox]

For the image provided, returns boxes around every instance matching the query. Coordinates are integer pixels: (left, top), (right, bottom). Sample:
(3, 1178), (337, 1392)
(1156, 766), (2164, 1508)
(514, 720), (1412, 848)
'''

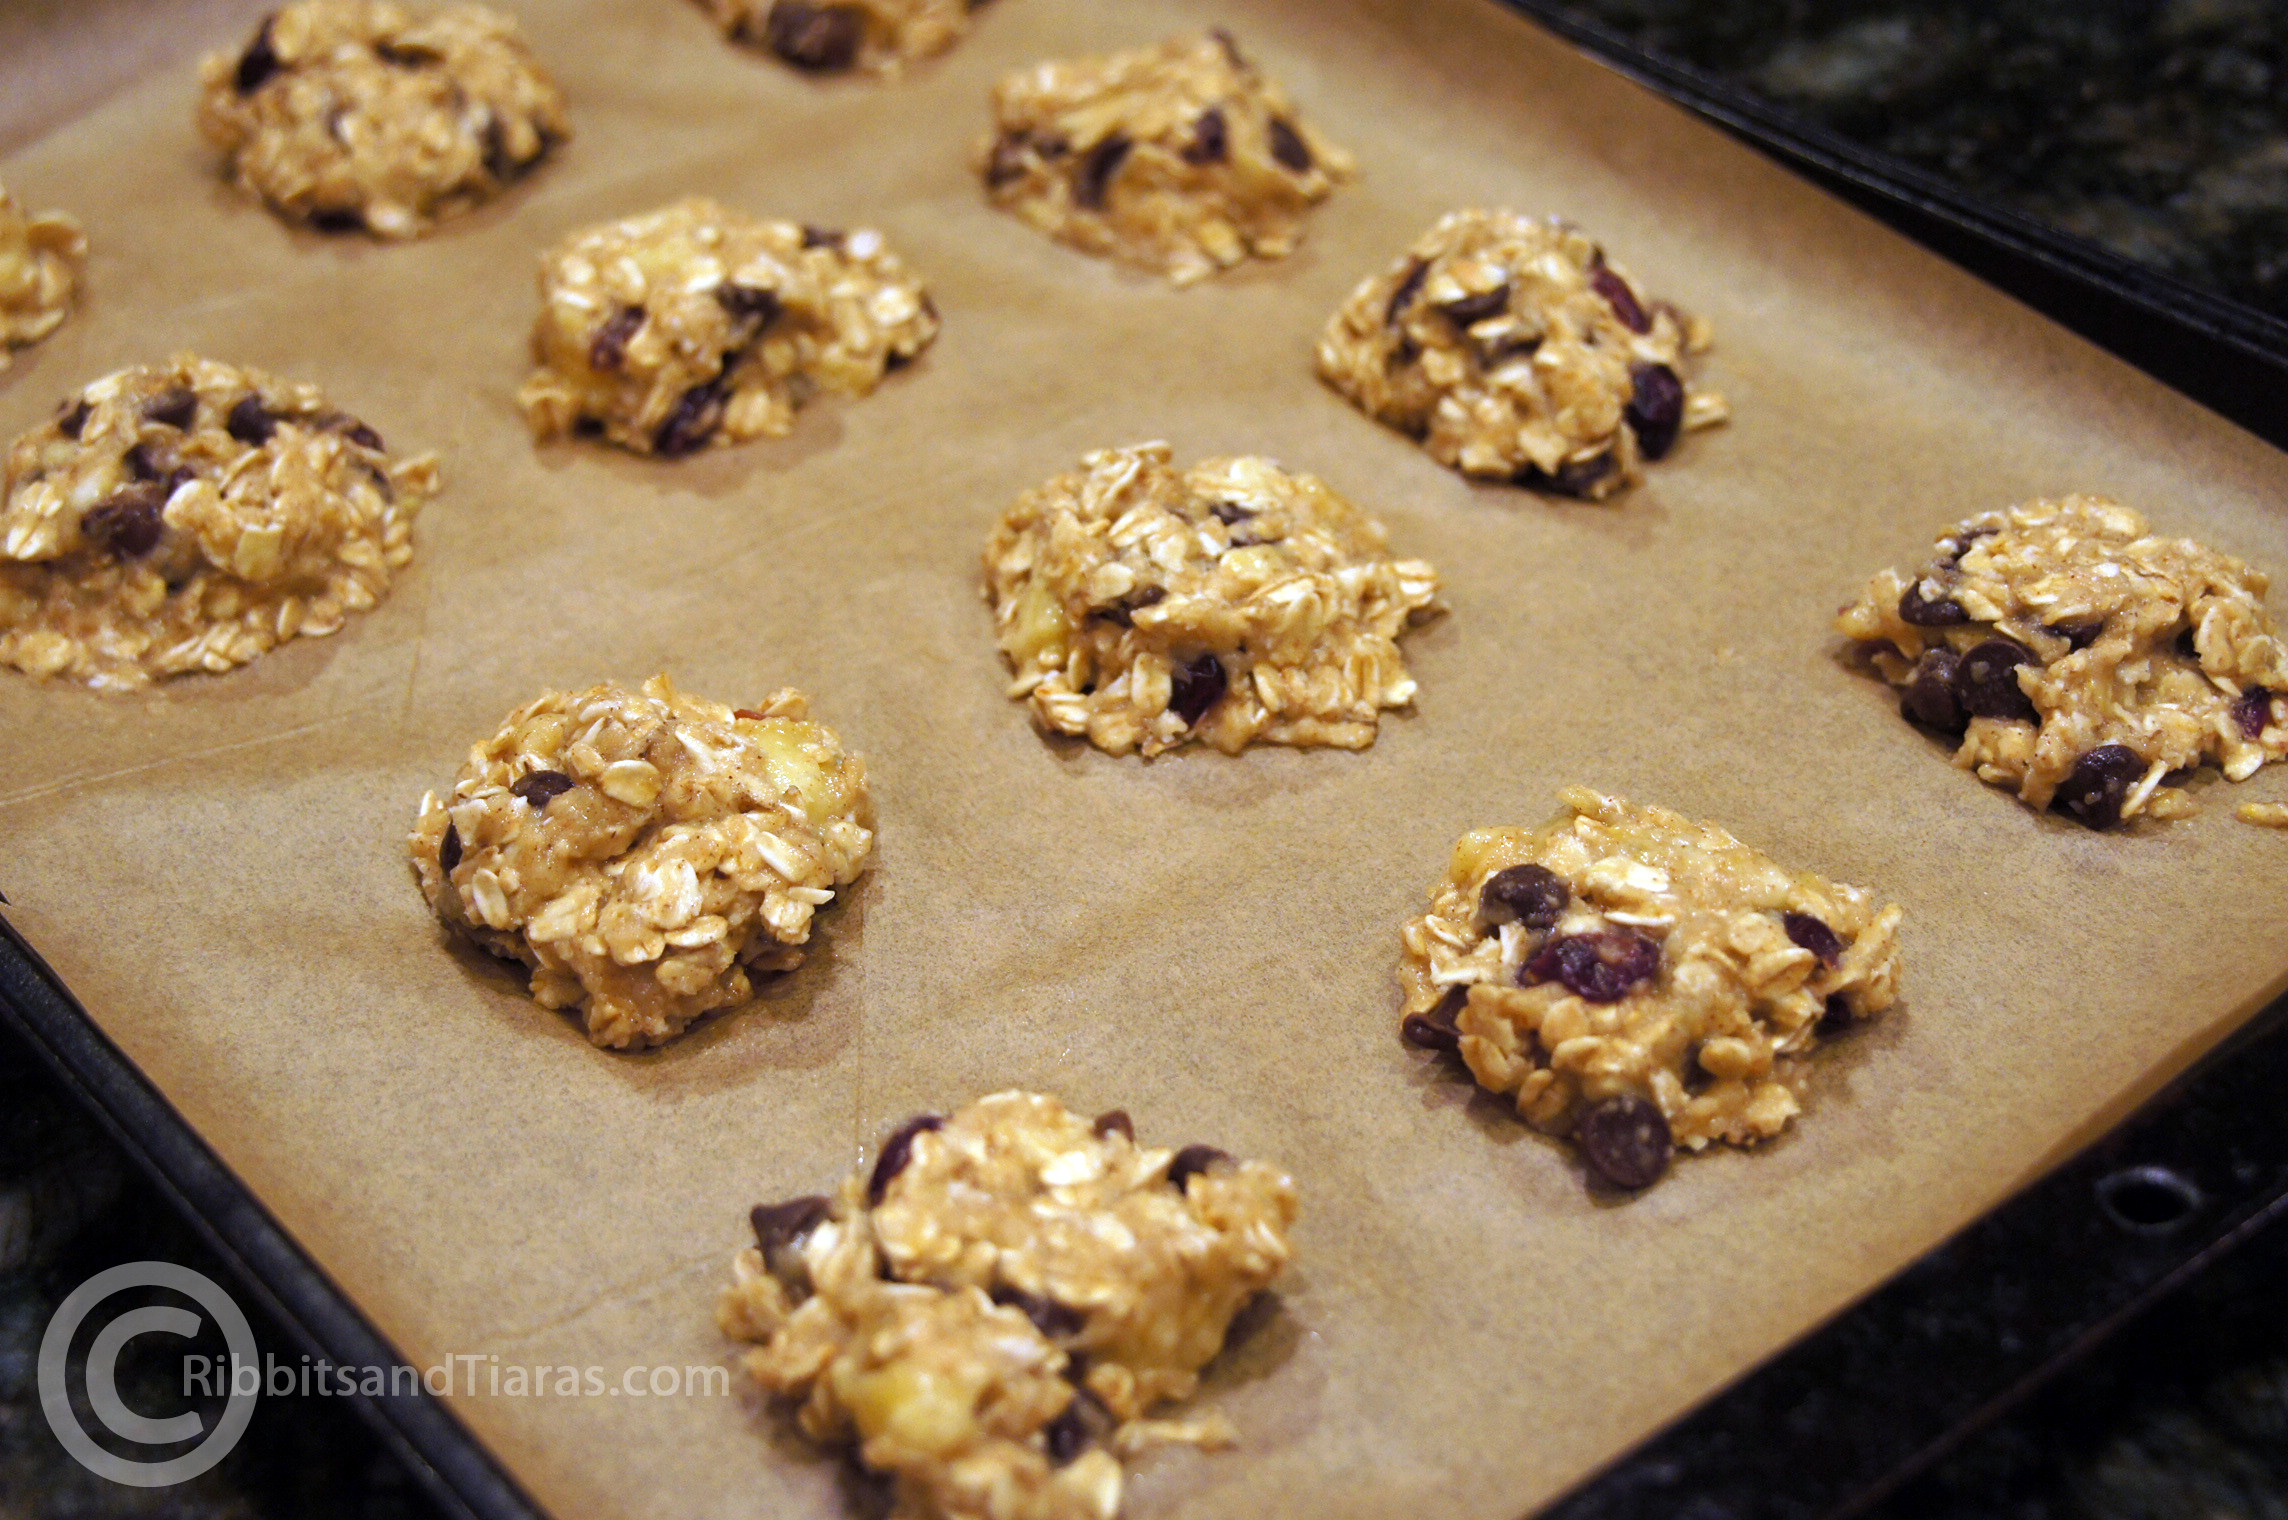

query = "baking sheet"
(7, 1), (2288, 1516)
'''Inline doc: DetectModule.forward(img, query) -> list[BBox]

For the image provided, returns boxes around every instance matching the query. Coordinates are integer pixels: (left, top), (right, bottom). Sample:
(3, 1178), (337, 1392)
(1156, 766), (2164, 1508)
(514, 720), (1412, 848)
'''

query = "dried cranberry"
(654, 377), (729, 458)
(1574, 1094), (1672, 1190)
(1074, 134), (1131, 210)
(1590, 265), (1650, 333)
(1953, 639), (2039, 723)
(1900, 647), (1966, 732)
(1181, 108), (1228, 165)
(439, 823), (463, 874)
(235, 17), (282, 93)
(867, 1114), (943, 1204)
(1266, 117), (1313, 172)
(1168, 654), (1228, 726)
(1782, 911), (1844, 966)
(1480, 863), (1568, 930)
(588, 305), (645, 371)
(1524, 928), (1660, 1003)
(1439, 284), (1510, 325)
(1896, 580), (1967, 626)
(80, 488), (166, 558)
(2055, 744), (2144, 830)
(1624, 363), (1684, 460)
(227, 395), (277, 446)
(990, 1285), (1085, 1340)
(1168, 1145), (1231, 1192)
(1091, 1109), (1132, 1141)
(716, 284), (781, 326)
(509, 771), (576, 809)
(2234, 686), (2274, 740)
(765, 1), (864, 71)
(1384, 260), (1429, 326)
(143, 389), (197, 429)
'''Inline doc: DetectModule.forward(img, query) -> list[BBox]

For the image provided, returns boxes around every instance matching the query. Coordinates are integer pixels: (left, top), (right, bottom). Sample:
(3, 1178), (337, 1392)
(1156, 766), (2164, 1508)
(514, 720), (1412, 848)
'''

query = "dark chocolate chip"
(235, 17), (282, 93)
(1896, 579), (1968, 626)
(1523, 928), (1660, 1003)
(715, 283), (782, 328)
(765, 1), (865, 71)
(2049, 619), (2105, 651)
(1266, 117), (1313, 172)
(1900, 647), (1966, 732)
(440, 823), (462, 874)
(340, 419), (384, 450)
(1206, 503), (1258, 530)
(2176, 625), (2202, 661)
(1400, 985), (1469, 1053)
(1074, 134), (1132, 211)
(990, 1285), (1085, 1340)
(1574, 1094), (1672, 1190)
(1093, 584), (1165, 627)
(653, 377), (729, 458)
(750, 1195), (832, 1286)
(1953, 638), (2039, 723)
(478, 115), (528, 182)
(1590, 265), (1650, 333)
(1520, 452), (1618, 498)
(58, 399), (91, 439)
(2234, 686), (2274, 740)
(985, 132), (1032, 188)
(123, 442), (165, 482)
(1091, 1109), (1133, 1141)
(800, 225), (846, 250)
(1043, 1386), (1115, 1466)
(1782, 911), (1844, 967)
(1167, 653), (1228, 727)
(1624, 363), (1685, 460)
(1937, 524), (1997, 563)
(1210, 27), (1247, 68)
(80, 487), (167, 559)
(1480, 863), (1568, 930)
(1181, 107), (1229, 165)
(1439, 284), (1510, 326)
(1818, 994), (1854, 1035)
(1167, 1145), (1230, 1193)
(509, 770), (576, 810)
(572, 415), (605, 438)
(587, 306), (645, 372)
(309, 206), (366, 234)
(2055, 743), (2145, 831)
(143, 389), (198, 429)
(867, 1114), (943, 1204)
(227, 395), (277, 446)
(374, 39), (442, 67)
(1384, 260), (1428, 326)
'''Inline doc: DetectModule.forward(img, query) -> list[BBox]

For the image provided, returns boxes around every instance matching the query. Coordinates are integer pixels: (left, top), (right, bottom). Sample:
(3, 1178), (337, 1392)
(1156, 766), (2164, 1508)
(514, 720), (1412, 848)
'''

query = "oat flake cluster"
(697, 0), (990, 75)
(197, 0), (569, 238)
(719, 1091), (1297, 1520)
(0, 355), (433, 690)
(518, 197), (939, 457)
(1399, 788), (1903, 1189)
(985, 442), (1441, 757)
(1839, 495), (2288, 829)
(979, 31), (1354, 286)
(0, 185), (84, 370)
(1318, 209), (1727, 498)
(409, 677), (875, 1049)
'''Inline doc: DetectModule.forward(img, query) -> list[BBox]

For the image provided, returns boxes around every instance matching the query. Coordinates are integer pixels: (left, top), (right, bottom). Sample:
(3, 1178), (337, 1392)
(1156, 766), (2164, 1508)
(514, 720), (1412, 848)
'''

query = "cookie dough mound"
(197, 0), (568, 239)
(719, 1091), (1297, 1520)
(1317, 210), (1728, 498)
(0, 356), (434, 690)
(1839, 496), (2288, 829)
(696, 0), (987, 76)
(0, 186), (84, 370)
(985, 441), (1440, 757)
(1398, 788), (1903, 1190)
(977, 31), (1354, 286)
(409, 677), (874, 1049)
(517, 197), (939, 457)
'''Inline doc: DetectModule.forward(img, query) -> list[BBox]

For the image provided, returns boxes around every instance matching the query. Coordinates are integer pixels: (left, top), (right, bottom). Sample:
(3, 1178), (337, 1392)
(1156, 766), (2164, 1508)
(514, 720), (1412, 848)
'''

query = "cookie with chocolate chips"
(695, 0), (991, 76)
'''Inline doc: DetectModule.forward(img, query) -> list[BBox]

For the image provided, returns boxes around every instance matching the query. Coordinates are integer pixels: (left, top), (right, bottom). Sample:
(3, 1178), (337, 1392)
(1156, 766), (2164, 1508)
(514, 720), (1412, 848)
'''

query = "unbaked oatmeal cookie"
(0, 186), (84, 370)
(1839, 495), (2288, 829)
(978, 31), (1353, 286)
(197, 0), (569, 239)
(985, 442), (1441, 758)
(1, 355), (433, 690)
(696, 0), (990, 75)
(518, 197), (938, 457)
(409, 677), (874, 1050)
(720, 1091), (1297, 1520)
(1398, 788), (1903, 1190)
(1317, 209), (1727, 498)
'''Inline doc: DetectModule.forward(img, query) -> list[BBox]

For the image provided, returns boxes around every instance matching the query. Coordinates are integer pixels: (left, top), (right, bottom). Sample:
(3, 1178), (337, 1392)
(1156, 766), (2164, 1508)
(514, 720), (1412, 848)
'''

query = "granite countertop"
(10, 3), (2288, 1516)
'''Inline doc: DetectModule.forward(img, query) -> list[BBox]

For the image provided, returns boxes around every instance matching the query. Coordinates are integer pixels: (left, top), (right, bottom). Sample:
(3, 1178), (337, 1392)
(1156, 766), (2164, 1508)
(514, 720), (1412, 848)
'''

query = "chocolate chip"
(715, 284), (782, 327)
(439, 823), (462, 874)
(123, 442), (165, 482)
(1384, 260), (1429, 326)
(990, 1285), (1085, 1340)
(1401, 985), (1469, 1053)
(867, 1114), (943, 1204)
(1900, 647), (1966, 732)
(2056, 743), (2145, 830)
(750, 1195), (832, 1287)
(1178, 107), (1229, 166)
(1896, 579), (1968, 626)
(1480, 863), (1568, 930)
(1624, 363), (1685, 460)
(1818, 994), (1854, 1035)
(2176, 625), (2202, 661)
(2049, 619), (2105, 651)
(1210, 27), (1247, 68)
(1043, 1386), (1115, 1466)
(338, 419), (384, 450)
(1782, 911), (1843, 966)
(2234, 686), (2274, 740)
(80, 488), (166, 559)
(1937, 525), (1997, 564)
(309, 206), (366, 234)
(235, 17), (282, 93)
(1094, 584), (1165, 627)
(1167, 653), (1228, 727)
(801, 225), (846, 250)
(58, 399), (91, 439)
(572, 415), (605, 439)
(1091, 1109), (1133, 1141)
(143, 389), (197, 429)
(985, 132), (1032, 188)
(374, 39), (441, 67)
(653, 377), (729, 458)
(1953, 638), (2039, 723)
(1167, 1145), (1230, 1192)
(478, 116), (524, 182)
(579, 305), (644, 373)
(1589, 264), (1650, 333)
(1574, 1094), (1672, 1189)
(227, 395), (277, 446)
(765, 1), (865, 71)
(1266, 117), (1313, 172)
(1520, 452), (1618, 498)
(1074, 134), (1131, 211)
(509, 771), (576, 810)
(1439, 284), (1509, 326)
(1523, 928), (1660, 1003)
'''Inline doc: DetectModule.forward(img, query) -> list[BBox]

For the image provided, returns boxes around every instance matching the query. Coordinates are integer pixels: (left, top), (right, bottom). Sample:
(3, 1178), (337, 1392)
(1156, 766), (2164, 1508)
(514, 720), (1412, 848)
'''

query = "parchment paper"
(7, 1), (2288, 1516)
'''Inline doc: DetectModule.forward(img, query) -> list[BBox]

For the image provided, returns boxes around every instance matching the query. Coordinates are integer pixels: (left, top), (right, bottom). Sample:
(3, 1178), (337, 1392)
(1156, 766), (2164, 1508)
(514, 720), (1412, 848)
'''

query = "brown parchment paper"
(7, 1), (2288, 1516)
